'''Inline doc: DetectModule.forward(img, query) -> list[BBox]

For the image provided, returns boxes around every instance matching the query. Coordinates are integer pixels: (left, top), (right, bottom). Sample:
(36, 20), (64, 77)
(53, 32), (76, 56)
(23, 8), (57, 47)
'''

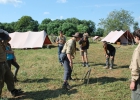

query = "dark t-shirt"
(79, 38), (89, 50)
(106, 44), (115, 51)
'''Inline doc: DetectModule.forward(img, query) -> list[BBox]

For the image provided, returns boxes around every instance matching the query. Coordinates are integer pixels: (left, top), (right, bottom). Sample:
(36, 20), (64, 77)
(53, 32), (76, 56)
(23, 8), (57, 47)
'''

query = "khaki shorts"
(80, 49), (87, 56)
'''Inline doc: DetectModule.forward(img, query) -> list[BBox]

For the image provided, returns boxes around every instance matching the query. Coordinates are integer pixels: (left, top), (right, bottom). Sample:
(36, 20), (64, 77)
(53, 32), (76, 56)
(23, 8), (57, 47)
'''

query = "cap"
(72, 32), (80, 38)
(83, 33), (89, 37)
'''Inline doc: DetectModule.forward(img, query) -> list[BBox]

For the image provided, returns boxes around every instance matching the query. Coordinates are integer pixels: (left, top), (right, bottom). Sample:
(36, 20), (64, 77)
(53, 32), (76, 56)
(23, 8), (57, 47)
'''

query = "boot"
(85, 63), (90, 67)
(62, 82), (71, 90)
(11, 89), (23, 97)
(14, 76), (19, 82)
(82, 62), (86, 67)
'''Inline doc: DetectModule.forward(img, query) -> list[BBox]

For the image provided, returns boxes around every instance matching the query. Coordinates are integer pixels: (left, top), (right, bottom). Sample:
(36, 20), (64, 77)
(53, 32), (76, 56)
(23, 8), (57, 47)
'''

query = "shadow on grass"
(90, 63), (117, 67)
(73, 62), (117, 67)
(88, 77), (128, 85)
(9, 88), (77, 100)
(114, 65), (129, 69)
(73, 62), (95, 65)
(20, 78), (56, 83)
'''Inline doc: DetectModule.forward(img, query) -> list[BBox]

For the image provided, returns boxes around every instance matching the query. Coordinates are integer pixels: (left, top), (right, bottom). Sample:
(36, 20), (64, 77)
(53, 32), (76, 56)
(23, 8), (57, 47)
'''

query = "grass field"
(2, 41), (136, 100)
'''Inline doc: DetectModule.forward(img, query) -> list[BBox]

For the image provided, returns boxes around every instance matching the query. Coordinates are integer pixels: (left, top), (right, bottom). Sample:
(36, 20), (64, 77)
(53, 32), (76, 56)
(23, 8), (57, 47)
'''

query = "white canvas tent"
(9, 30), (52, 49)
(93, 36), (101, 41)
(101, 30), (134, 44)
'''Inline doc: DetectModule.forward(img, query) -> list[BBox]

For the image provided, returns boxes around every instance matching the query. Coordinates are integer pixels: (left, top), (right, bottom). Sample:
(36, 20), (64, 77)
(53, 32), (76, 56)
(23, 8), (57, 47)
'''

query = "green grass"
(2, 41), (136, 100)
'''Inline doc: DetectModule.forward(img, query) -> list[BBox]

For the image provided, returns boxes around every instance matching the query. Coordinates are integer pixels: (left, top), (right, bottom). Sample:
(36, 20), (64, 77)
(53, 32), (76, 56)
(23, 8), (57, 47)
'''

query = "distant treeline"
(0, 16), (103, 37)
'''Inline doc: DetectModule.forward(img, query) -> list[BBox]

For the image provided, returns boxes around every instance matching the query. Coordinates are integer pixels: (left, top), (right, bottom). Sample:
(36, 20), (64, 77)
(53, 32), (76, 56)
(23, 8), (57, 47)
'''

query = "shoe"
(85, 63), (90, 67)
(14, 77), (19, 82)
(11, 89), (23, 97)
(82, 62), (86, 67)
(60, 62), (63, 66)
(68, 77), (73, 80)
(104, 66), (109, 69)
(109, 67), (113, 69)
(62, 82), (71, 90)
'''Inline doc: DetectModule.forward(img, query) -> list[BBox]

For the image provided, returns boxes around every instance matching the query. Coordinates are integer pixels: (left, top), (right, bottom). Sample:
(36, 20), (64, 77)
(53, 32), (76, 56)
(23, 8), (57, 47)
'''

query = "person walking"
(4, 37), (20, 82)
(0, 29), (23, 98)
(129, 29), (140, 100)
(103, 41), (116, 69)
(60, 32), (81, 90)
(56, 31), (66, 65)
(79, 33), (90, 67)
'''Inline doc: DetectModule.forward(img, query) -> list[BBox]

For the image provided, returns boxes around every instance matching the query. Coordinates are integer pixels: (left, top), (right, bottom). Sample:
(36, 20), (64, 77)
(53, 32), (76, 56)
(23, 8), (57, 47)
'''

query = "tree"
(15, 16), (39, 32)
(65, 18), (80, 25)
(95, 28), (104, 36)
(39, 18), (52, 32)
(38, 24), (47, 32)
(0, 22), (4, 29)
(98, 9), (134, 35)
(47, 22), (60, 35)
(77, 24), (88, 33)
(133, 22), (139, 31)
(62, 22), (77, 36)
(87, 20), (96, 36)
(41, 18), (52, 24)
(80, 20), (96, 36)
(1, 23), (16, 33)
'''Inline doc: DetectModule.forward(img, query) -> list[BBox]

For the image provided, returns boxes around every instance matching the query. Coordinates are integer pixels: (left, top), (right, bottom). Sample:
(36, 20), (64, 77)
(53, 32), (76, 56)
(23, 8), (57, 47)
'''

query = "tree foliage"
(133, 22), (139, 31)
(0, 16), (96, 36)
(41, 18), (52, 24)
(95, 28), (104, 36)
(62, 22), (77, 36)
(47, 22), (60, 35)
(77, 24), (88, 33)
(98, 9), (134, 35)
(15, 16), (39, 32)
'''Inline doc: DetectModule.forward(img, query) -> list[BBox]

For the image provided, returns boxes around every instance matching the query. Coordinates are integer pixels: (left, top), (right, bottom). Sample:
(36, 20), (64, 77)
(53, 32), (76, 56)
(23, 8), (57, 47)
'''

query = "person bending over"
(103, 41), (116, 69)
(60, 32), (81, 90)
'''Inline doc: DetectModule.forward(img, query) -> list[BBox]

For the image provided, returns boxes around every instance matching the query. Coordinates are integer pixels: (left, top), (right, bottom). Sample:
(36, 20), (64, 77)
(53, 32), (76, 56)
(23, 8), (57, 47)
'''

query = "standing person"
(79, 33), (90, 67)
(0, 29), (23, 98)
(103, 41), (116, 69)
(60, 32), (81, 90)
(56, 31), (66, 65)
(129, 29), (140, 100)
(4, 37), (20, 82)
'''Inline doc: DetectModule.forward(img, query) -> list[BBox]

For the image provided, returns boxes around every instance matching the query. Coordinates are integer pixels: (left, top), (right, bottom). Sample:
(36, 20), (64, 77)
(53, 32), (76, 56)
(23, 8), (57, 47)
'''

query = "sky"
(0, 0), (140, 29)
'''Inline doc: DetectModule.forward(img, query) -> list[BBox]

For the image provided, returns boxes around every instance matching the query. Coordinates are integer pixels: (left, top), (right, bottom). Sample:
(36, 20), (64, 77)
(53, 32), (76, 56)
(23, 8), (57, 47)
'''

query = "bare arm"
(67, 53), (73, 69)
(103, 44), (108, 55)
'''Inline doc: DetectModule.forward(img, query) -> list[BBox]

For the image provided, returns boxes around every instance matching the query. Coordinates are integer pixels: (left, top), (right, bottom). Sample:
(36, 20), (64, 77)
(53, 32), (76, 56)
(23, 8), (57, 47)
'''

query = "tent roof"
(101, 30), (134, 44)
(9, 30), (51, 48)
(93, 36), (100, 40)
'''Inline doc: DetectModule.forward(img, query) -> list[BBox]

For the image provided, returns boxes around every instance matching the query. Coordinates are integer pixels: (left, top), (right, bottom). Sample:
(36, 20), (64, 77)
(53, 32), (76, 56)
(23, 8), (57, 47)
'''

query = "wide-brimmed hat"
(83, 33), (89, 37)
(0, 29), (9, 40)
(72, 32), (80, 38)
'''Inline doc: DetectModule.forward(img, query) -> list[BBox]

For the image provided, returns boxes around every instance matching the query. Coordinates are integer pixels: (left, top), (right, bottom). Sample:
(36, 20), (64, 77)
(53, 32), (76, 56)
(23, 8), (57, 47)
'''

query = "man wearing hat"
(79, 33), (90, 67)
(0, 29), (23, 98)
(60, 32), (81, 90)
